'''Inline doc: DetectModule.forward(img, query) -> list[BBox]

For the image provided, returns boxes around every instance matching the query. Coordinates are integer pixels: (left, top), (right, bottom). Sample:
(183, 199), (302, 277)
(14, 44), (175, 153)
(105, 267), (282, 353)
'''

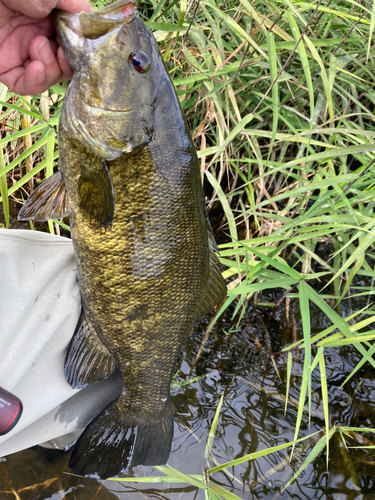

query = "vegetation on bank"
(1, 0), (375, 497)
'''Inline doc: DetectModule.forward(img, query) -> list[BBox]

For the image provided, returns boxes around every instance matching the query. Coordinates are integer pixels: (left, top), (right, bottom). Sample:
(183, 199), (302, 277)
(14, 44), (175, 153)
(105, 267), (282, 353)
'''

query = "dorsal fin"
(195, 209), (227, 321)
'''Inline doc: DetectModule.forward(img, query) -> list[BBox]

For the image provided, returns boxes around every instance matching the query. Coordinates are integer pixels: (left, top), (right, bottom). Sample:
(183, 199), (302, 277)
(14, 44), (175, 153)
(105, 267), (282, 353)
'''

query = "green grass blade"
(290, 365), (308, 458)
(46, 128), (56, 235)
(206, 393), (224, 459)
(0, 123), (48, 147)
(0, 134), (48, 180)
(286, 12), (314, 123)
(284, 351), (292, 416)
(0, 100), (44, 120)
(227, 277), (299, 296)
(339, 342), (375, 388)
(239, 242), (301, 279)
(208, 432), (319, 473)
(0, 83), (9, 227)
(210, 484), (243, 500)
(205, 170), (238, 242)
(0, 151), (59, 204)
(324, 228), (375, 289)
(155, 465), (207, 489)
(299, 280), (312, 421)
(201, 1), (268, 60)
(0, 146), (9, 228)
(303, 35), (334, 122)
(308, 286), (375, 371)
(110, 471), (204, 484)
(207, 113), (254, 167)
(317, 346), (330, 468)
(267, 32), (279, 162)
(284, 426), (336, 490)
(368, 0), (375, 60)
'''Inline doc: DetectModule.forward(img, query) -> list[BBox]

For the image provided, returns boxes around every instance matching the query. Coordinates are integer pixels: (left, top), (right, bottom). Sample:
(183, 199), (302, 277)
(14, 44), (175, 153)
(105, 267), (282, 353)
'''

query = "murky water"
(1, 286), (375, 499)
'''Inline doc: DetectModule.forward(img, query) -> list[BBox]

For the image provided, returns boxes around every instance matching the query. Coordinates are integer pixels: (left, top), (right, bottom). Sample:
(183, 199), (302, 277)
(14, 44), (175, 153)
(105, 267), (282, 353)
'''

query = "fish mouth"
(55, 0), (137, 42)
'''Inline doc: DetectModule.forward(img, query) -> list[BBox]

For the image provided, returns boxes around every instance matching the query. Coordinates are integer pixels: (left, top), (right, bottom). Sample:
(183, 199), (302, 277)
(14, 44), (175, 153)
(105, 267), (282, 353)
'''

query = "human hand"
(0, 0), (93, 95)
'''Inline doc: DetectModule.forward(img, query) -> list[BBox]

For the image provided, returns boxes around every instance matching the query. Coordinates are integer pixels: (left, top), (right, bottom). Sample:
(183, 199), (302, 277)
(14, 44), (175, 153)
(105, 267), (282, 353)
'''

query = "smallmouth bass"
(18, 0), (226, 479)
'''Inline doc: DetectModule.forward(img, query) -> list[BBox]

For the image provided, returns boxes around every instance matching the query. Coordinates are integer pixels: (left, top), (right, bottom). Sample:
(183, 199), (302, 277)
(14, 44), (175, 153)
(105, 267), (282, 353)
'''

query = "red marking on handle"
(0, 400), (21, 434)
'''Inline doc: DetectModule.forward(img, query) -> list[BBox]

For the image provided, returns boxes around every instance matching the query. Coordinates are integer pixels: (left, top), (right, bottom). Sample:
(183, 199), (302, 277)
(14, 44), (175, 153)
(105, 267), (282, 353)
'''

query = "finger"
(57, 46), (73, 79)
(3, 0), (93, 18)
(0, 36), (69, 95)
(29, 36), (66, 84)
(0, 61), (48, 95)
(57, 0), (93, 14)
(2, 1), (55, 18)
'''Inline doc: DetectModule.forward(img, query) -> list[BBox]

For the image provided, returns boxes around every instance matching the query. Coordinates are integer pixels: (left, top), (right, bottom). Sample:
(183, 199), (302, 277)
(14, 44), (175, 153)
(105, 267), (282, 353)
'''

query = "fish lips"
(54, 0), (137, 72)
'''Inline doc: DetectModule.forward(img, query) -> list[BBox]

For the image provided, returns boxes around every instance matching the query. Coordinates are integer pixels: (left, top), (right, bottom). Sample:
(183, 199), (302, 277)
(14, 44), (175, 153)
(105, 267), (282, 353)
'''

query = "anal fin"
(65, 309), (116, 389)
(18, 171), (70, 221)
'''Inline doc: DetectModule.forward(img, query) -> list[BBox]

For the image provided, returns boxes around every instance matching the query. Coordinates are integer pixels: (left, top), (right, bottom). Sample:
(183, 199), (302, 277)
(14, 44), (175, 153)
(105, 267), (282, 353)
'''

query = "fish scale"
(18, 0), (226, 479)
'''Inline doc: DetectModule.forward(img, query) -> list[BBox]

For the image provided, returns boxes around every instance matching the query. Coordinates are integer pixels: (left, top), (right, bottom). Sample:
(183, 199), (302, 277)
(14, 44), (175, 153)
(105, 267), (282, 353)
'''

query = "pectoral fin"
(78, 160), (114, 229)
(18, 171), (71, 221)
(65, 309), (116, 389)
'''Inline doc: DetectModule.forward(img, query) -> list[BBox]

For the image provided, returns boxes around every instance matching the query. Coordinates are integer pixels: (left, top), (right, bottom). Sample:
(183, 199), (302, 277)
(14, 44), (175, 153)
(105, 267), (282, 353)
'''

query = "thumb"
(2, 0), (93, 18)
(56, 0), (93, 14)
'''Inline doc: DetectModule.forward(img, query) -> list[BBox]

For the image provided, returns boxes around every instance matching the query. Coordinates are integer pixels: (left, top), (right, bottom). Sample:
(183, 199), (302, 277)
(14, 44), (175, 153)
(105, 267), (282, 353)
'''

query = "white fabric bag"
(0, 228), (121, 456)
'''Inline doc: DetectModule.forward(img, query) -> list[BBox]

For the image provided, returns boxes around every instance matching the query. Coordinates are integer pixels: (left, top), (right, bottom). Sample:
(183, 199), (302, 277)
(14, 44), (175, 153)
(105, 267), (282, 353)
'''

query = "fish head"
(55, 0), (162, 159)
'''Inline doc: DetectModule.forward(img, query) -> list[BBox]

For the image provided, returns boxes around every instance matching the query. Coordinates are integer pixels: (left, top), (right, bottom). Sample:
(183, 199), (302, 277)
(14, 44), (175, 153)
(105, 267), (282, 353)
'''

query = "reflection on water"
(1, 293), (375, 499)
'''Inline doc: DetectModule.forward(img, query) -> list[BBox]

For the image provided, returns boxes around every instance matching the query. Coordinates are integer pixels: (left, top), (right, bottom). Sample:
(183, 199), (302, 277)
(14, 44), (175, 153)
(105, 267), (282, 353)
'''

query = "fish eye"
(129, 51), (151, 74)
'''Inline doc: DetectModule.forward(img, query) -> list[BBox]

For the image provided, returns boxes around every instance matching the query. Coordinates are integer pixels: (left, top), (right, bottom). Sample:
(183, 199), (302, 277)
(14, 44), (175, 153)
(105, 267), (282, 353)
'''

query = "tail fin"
(68, 400), (174, 479)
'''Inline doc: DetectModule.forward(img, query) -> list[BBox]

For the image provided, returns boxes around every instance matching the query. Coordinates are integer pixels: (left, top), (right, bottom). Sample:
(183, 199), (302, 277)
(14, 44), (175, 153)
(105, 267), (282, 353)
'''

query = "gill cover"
(55, 1), (162, 159)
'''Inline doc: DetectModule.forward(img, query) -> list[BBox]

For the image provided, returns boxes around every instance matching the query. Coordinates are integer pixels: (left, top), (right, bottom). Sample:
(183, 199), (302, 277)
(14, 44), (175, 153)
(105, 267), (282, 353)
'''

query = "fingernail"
(36, 66), (45, 84)
(38, 39), (54, 64)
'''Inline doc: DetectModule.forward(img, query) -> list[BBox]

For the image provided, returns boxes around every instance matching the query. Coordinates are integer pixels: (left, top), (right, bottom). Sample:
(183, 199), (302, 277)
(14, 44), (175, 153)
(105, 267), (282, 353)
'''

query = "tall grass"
(1, 0), (375, 497)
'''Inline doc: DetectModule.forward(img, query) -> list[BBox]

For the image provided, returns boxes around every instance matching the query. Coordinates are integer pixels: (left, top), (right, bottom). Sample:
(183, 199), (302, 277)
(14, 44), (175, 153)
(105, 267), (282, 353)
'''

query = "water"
(1, 291), (375, 499)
